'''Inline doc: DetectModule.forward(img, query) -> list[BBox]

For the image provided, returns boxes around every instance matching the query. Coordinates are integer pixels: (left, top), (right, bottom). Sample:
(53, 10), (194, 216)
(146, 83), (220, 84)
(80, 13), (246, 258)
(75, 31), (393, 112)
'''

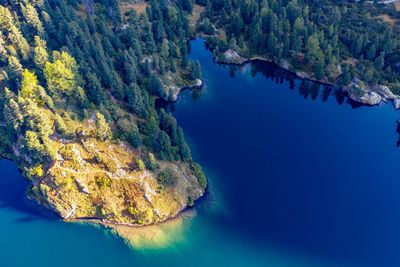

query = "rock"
(166, 84), (180, 101)
(222, 49), (245, 64)
(352, 77), (363, 86)
(195, 78), (203, 88)
(63, 204), (77, 219)
(280, 60), (291, 71)
(336, 64), (342, 76)
(373, 85), (396, 100)
(345, 83), (382, 106)
(75, 179), (90, 194)
(394, 98), (400, 109)
(56, 153), (63, 161)
(295, 71), (308, 79)
(116, 168), (126, 177)
(344, 79), (386, 106)
(360, 92), (382, 105)
(164, 79), (203, 102)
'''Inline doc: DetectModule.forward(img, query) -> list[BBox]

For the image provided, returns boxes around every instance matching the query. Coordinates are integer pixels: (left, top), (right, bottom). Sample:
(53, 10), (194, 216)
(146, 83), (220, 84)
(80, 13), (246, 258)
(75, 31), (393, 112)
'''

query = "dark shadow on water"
(0, 160), (57, 222)
(156, 86), (205, 113)
(234, 59), (382, 111)
(396, 120), (400, 147)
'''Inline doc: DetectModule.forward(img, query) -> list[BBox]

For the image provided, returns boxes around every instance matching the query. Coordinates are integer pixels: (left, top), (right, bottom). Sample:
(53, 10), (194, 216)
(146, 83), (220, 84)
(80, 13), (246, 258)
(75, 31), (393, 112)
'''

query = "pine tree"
(33, 36), (48, 69)
(95, 112), (112, 141)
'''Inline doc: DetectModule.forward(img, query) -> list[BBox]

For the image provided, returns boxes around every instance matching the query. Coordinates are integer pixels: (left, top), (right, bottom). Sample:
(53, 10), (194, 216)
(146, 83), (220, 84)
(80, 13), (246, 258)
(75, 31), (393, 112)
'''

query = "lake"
(1, 39), (400, 267)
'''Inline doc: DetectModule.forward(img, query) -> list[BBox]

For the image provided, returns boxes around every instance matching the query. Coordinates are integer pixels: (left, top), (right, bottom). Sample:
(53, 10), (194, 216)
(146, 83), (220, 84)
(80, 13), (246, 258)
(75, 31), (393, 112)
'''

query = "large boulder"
(222, 49), (245, 64)
(360, 92), (382, 105)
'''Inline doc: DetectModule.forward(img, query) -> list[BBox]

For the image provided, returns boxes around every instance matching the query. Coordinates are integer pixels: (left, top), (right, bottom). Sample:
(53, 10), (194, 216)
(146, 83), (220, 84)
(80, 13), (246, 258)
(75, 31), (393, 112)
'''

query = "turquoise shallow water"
(2, 39), (400, 267)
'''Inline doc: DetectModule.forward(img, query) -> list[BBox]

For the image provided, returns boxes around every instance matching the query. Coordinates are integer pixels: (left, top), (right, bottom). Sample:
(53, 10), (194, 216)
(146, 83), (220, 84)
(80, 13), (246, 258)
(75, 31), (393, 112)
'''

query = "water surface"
(1, 39), (400, 267)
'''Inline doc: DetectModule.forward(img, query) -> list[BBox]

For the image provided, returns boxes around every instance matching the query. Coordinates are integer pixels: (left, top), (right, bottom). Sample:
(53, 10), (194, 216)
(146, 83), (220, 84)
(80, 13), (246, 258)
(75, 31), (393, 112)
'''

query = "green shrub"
(145, 152), (157, 170)
(157, 168), (178, 187)
(96, 175), (111, 189)
(136, 158), (145, 171)
(191, 162), (207, 190)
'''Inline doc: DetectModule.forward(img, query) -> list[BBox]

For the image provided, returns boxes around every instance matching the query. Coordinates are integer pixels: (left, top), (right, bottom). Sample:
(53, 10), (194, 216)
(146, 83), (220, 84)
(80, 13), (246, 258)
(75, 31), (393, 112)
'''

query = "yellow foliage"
(44, 52), (78, 96)
(26, 164), (44, 179)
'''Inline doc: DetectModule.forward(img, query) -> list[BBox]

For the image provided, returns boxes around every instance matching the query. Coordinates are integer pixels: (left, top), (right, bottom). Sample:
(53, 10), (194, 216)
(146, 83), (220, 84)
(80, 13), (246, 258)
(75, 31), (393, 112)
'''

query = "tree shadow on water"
(395, 121), (400, 148)
(0, 160), (56, 223)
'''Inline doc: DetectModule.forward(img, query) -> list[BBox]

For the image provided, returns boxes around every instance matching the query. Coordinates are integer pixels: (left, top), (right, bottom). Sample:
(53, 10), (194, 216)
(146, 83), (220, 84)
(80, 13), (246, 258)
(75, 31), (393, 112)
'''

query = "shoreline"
(222, 56), (400, 109)
(71, 208), (198, 249)
(195, 37), (400, 109)
(67, 184), (209, 228)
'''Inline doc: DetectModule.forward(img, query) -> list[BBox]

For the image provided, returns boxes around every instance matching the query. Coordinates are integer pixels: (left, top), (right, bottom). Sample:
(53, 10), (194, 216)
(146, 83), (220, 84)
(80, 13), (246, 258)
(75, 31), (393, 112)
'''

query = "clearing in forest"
(376, 14), (397, 25)
(190, 4), (205, 30)
(120, 0), (148, 17)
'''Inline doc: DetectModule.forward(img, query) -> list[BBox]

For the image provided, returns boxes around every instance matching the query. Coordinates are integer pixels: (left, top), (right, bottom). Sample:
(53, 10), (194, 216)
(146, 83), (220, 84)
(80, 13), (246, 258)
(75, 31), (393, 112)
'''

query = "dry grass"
(395, 1), (400, 11)
(376, 14), (397, 26)
(189, 4), (205, 30)
(31, 131), (204, 226)
(342, 57), (357, 67)
(218, 28), (227, 41)
(77, 4), (88, 19)
(119, 0), (148, 17)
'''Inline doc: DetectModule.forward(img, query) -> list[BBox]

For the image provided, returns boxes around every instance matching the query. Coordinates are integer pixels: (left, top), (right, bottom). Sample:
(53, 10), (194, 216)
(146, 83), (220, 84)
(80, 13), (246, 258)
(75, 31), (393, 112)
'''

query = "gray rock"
(360, 92), (382, 105)
(345, 84), (382, 106)
(223, 49), (245, 64)
(373, 85), (396, 100)
(75, 179), (90, 194)
(394, 98), (400, 109)
(195, 78), (203, 87)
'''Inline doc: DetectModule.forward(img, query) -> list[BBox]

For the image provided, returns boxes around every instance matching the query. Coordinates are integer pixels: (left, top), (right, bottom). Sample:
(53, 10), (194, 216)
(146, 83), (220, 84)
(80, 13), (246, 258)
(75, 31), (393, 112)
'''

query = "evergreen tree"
(95, 112), (112, 141)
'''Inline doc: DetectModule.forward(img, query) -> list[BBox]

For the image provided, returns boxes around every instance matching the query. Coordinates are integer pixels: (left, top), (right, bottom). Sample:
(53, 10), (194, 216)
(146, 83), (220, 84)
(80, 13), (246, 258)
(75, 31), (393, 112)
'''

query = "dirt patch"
(120, 0), (148, 17)
(343, 57), (357, 67)
(189, 4), (205, 30)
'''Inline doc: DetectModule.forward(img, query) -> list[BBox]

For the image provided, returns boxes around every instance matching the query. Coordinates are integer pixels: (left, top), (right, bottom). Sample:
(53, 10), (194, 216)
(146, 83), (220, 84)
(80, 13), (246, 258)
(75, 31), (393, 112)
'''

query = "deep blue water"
(2, 39), (400, 266)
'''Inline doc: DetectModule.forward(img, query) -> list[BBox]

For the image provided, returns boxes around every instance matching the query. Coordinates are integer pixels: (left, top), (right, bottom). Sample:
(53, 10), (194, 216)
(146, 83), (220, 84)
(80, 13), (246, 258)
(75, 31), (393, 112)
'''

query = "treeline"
(198, 0), (400, 90)
(0, 0), (202, 176)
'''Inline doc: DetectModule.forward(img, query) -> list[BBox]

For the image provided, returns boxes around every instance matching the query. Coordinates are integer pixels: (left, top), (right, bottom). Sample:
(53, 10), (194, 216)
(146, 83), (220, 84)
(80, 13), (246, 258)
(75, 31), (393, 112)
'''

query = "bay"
(1, 39), (400, 267)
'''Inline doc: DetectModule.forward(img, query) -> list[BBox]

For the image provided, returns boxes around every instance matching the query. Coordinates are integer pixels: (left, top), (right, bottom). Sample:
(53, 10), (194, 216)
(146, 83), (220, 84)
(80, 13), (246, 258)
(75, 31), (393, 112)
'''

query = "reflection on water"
(0, 160), (55, 221)
(219, 60), (368, 109)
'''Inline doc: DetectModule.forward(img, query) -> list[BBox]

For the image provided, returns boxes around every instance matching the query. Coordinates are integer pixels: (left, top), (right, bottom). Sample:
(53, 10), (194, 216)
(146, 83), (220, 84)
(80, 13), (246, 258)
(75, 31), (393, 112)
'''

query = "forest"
(0, 0), (206, 225)
(0, 0), (204, 176)
(197, 0), (400, 92)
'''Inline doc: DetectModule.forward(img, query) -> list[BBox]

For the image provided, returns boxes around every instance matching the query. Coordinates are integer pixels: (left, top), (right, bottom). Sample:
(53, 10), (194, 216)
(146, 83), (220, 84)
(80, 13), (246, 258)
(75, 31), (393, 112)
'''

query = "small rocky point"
(344, 78), (400, 108)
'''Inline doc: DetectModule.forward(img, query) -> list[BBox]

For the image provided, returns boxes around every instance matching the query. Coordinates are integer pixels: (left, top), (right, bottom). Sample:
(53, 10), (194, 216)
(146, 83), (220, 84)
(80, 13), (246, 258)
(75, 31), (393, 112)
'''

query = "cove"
(2, 39), (400, 267)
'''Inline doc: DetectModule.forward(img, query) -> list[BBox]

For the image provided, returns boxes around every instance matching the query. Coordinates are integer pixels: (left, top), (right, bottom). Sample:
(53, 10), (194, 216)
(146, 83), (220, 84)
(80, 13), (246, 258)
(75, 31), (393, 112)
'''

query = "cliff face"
(30, 137), (204, 225)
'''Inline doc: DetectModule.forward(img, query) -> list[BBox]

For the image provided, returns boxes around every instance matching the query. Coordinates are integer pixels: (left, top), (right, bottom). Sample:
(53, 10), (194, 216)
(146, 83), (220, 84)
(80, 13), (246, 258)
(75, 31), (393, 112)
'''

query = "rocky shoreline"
(216, 48), (400, 109)
(166, 78), (203, 102)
